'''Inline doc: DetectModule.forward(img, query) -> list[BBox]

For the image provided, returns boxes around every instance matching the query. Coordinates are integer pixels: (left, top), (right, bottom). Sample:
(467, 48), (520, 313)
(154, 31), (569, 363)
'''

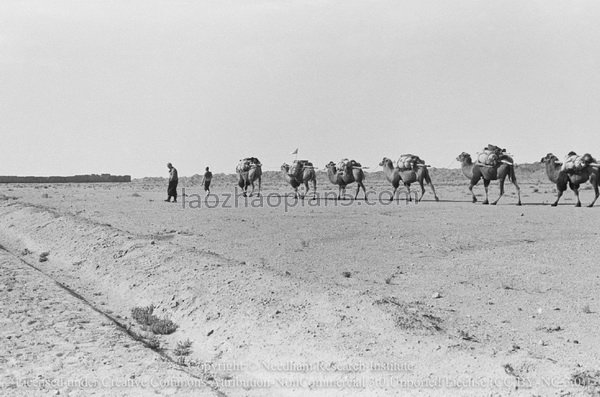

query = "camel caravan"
(235, 144), (600, 207)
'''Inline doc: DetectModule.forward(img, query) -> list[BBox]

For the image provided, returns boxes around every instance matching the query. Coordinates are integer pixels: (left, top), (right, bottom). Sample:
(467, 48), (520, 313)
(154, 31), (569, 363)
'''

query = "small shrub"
(151, 319), (178, 335)
(174, 339), (193, 356)
(131, 305), (158, 325)
(39, 252), (50, 262)
(131, 305), (178, 334)
(583, 304), (593, 314)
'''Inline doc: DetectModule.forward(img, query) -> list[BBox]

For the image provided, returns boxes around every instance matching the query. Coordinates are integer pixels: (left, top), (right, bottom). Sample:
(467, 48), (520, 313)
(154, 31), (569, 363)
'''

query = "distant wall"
(0, 174), (131, 183)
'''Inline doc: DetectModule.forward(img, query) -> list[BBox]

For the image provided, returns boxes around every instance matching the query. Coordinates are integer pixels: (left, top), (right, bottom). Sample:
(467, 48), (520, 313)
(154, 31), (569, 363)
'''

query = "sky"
(2, 0), (600, 177)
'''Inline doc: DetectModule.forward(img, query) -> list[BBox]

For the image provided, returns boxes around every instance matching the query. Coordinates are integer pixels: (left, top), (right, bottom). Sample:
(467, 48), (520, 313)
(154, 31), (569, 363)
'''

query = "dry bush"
(174, 339), (193, 357)
(131, 305), (178, 335)
(131, 305), (158, 325)
(151, 319), (178, 335)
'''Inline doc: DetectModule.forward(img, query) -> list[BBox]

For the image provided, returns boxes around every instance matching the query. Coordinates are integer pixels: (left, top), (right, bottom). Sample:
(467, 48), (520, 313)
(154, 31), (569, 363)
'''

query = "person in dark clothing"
(165, 162), (178, 202)
(201, 166), (213, 195)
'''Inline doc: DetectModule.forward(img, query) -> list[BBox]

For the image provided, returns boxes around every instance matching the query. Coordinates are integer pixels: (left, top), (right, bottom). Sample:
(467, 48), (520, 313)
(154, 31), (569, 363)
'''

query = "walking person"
(165, 162), (178, 202)
(201, 166), (213, 195)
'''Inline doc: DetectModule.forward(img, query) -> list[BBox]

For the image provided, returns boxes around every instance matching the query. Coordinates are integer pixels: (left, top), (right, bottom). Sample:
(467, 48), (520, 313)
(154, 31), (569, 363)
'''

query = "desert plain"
(1, 165), (600, 396)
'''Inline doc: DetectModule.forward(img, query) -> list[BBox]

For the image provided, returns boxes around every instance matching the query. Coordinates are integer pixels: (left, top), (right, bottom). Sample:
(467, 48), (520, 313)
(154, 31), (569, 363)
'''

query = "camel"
(281, 161), (317, 199)
(540, 153), (599, 207)
(379, 157), (439, 202)
(236, 158), (262, 197)
(325, 161), (367, 199)
(456, 152), (521, 205)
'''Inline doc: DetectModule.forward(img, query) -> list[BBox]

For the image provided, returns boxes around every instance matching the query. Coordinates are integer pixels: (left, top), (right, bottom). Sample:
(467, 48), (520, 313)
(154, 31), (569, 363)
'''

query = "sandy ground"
(1, 169), (600, 396)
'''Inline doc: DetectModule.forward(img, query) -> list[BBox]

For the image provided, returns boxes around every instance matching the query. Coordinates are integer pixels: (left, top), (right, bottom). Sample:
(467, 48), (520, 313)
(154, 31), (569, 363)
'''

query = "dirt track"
(1, 173), (599, 396)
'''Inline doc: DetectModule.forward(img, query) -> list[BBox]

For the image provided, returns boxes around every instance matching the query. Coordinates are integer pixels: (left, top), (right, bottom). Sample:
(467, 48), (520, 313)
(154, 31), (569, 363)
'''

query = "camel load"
(288, 160), (313, 178)
(236, 157), (262, 173)
(396, 154), (424, 171)
(337, 159), (362, 176)
(476, 144), (508, 167)
(561, 152), (596, 174)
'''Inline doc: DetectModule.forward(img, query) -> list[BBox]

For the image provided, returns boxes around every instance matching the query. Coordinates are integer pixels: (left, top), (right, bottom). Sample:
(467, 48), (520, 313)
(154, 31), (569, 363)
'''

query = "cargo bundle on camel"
(396, 154), (426, 171)
(236, 157), (262, 197)
(280, 160), (317, 199)
(325, 159), (367, 200)
(541, 152), (600, 207)
(457, 144), (521, 206)
(475, 144), (513, 167)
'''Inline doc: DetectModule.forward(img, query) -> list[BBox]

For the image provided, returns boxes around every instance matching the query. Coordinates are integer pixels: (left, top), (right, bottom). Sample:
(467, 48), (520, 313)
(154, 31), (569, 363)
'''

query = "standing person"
(165, 162), (178, 202)
(201, 166), (213, 195)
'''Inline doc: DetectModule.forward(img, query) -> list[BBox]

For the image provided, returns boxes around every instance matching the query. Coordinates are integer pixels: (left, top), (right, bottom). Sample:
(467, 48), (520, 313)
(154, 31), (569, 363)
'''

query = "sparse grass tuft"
(583, 304), (593, 314)
(174, 339), (193, 356)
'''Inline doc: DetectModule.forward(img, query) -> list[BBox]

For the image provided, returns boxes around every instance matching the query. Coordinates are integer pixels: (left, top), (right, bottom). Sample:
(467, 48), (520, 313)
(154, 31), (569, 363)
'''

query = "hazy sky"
(2, 0), (600, 177)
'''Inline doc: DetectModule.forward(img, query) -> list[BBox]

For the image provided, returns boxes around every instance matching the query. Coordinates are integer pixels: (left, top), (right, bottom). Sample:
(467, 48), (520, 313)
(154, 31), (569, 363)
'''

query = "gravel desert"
(1, 165), (600, 396)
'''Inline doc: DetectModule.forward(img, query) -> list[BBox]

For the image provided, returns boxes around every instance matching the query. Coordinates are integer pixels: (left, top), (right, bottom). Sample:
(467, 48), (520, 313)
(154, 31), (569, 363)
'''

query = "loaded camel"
(236, 158), (262, 197)
(540, 153), (599, 207)
(456, 152), (521, 205)
(281, 161), (317, 199)
(379, 157), (439, 202)
(325, 160), (367, 199)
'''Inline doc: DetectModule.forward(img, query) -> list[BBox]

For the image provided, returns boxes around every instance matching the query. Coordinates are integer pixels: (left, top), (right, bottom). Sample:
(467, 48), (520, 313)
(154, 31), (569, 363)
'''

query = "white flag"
(290, 148), (298, 155)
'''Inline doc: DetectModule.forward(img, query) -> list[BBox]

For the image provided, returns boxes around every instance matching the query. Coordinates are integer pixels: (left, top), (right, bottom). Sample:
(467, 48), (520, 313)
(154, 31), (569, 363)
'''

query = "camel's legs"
(311, 179), (317, 200)
(468, 183), (477, 203)
(301, 182), (308, 199)
(424, 171), (439, 201)
(571, 183), (581, 207)
(417, 179), (426, 202)
(355, 182), (367, 200)
(390, 186), (398, 202)
(482, 179), (491, 204)
(404, 184), (413, 202)
(552, 179), (569, 206)
(551, 189), (563, 206)
(491, 177), (506, 205)
(588, 177), (599, 207)
(511, 180), (522, 206)
(257, 177), (261, 197)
